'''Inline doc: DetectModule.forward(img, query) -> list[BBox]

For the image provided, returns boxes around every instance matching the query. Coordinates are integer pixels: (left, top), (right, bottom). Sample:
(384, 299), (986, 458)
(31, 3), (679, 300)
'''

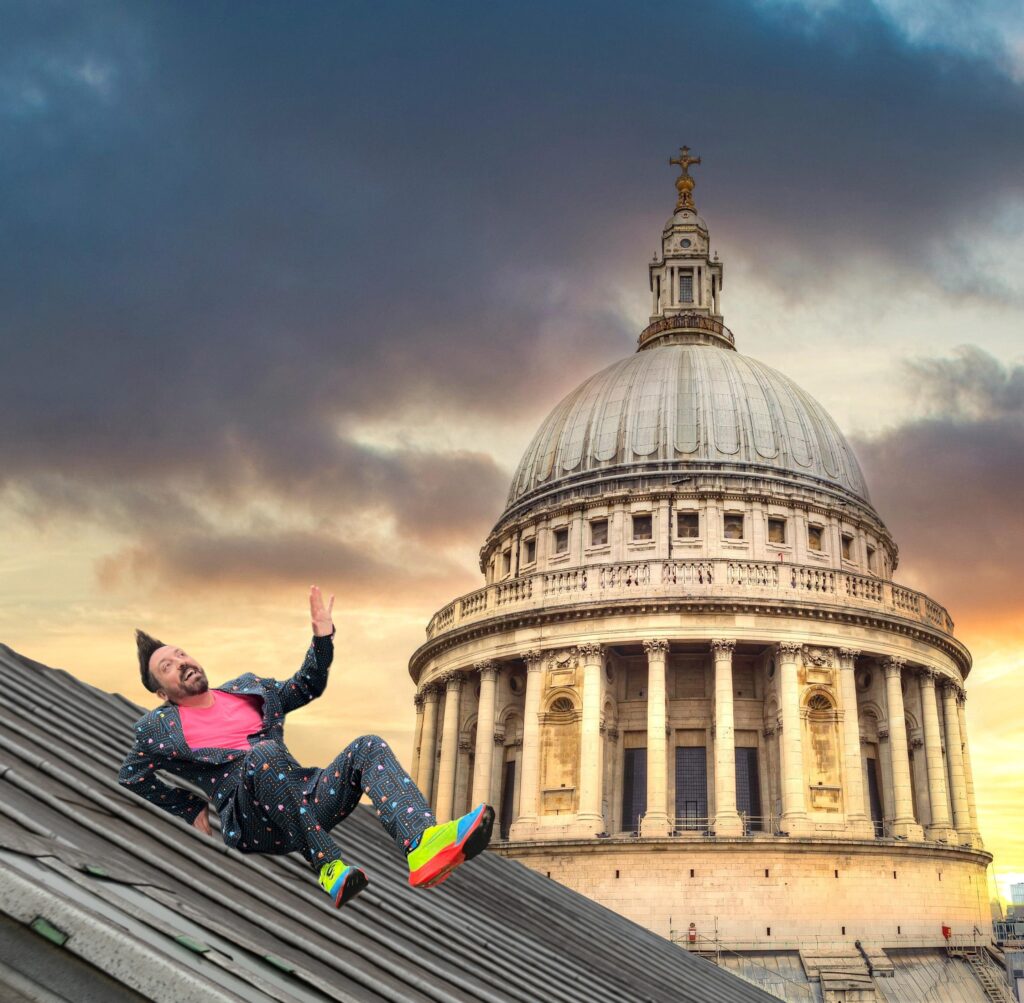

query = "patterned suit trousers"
(231, 734), (436, 871)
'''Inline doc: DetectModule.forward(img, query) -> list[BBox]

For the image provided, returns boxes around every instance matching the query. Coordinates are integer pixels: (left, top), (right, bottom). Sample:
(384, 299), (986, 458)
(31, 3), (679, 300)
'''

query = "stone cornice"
(411, 595), (970, 683)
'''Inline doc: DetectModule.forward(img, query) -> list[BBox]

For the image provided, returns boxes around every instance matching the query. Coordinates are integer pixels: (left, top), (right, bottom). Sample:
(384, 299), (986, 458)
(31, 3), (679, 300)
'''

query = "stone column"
(641, 640), (670, 836)
(510, 650), (544, 839)
(712, 639), (743, 835)
(941, 681), (972, 845)
(575, 642), (605, 836)
(957, 693), (982, 847)
(837, 648), (874, 837)
(883, 657), (924, 840)
(417, 684), (440, 803)
(435, 672), (463, 823)
(411, 691), (425, 782)
(471, 661), (499, 808)
(877, 726), (894, 825)
(919, 669), (954, 842)
(777, 642), (809, 835)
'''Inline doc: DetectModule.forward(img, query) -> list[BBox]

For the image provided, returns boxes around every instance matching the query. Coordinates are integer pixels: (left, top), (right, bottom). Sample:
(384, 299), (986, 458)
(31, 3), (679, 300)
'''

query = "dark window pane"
(679, 273), (693, 302)
(867, 757), (885, 837)
(590, 519), (608, 546)
(500, 759), (516, 839)
(524, 539), (536, 564)
(632, 514), (652, 541)
(675, 746), (707, 830)
(677, 512), (699, 538)
(735, 747), (763, 831)
(724, 514), (744, 540)
(553, 527), (569, 553)
(768, 518), (786, 544)
(622, 748), (648, 833)
(808, 524), (823, 551)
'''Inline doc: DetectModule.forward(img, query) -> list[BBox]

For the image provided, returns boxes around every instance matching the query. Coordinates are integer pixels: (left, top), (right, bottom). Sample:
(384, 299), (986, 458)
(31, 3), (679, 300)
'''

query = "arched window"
(807, 693), (833, 712)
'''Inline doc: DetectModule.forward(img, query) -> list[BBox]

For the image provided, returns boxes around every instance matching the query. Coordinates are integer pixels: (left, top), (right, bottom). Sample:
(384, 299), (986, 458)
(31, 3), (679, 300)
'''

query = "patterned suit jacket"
(118, 626), (336, 848)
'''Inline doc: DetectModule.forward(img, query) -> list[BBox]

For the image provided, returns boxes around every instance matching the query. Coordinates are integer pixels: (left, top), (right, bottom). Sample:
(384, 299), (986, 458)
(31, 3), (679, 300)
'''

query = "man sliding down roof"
(119, 584), (493, 908)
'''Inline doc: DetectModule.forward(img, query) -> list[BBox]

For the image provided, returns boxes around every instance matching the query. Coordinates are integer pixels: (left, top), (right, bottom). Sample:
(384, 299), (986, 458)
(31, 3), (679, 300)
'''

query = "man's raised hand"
(310, 584), (335, 637)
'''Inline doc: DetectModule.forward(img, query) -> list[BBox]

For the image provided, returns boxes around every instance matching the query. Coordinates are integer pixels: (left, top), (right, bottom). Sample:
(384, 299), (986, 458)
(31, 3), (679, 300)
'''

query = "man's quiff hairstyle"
(135, 628), (166, 693)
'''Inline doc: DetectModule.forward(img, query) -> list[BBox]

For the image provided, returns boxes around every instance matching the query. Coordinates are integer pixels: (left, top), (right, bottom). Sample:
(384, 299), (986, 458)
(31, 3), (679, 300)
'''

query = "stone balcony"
(423, 558), (956, 642)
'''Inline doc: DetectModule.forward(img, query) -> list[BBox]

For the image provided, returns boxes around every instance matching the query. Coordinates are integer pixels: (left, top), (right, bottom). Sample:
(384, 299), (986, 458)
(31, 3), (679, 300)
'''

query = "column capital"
(910, 736), (924, 751)
(458, 738), (473, 752)
(493, 731), (506, 745)
(837, 647), (861, 665)
(474, 659), (499, 680)
(441, 670), (464, 691)
(421, 681), (441, 701)
(762, 726), (777, 738)
(642, 639), (670, 657)
(576, 642), (604, 661)
(883, 655), (906, 678)
(414, 692), (425, 709)
(919, 666), (938, 686)
(523, 649), (545, 670)
(941, 679), (965, 701)
(776, 641), (802, 659)
(878, 727), (890, 742)
(710, 638), (736, 656)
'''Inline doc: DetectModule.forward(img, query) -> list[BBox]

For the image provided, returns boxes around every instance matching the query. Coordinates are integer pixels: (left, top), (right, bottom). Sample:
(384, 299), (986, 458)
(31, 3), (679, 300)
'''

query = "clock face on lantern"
(680, 239), (692, 248)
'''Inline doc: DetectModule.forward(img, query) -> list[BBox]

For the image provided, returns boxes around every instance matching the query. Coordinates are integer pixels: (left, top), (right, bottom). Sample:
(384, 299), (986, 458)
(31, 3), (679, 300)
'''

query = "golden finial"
(669, 145), (701, 211)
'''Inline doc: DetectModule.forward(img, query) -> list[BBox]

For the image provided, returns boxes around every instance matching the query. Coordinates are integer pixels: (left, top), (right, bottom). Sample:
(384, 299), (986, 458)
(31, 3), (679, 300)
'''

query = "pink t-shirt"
(179, 689), (265, 751)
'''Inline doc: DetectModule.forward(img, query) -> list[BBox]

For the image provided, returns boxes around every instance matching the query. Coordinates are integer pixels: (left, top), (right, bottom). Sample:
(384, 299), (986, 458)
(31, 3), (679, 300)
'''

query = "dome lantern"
(641, 146), (731, 352)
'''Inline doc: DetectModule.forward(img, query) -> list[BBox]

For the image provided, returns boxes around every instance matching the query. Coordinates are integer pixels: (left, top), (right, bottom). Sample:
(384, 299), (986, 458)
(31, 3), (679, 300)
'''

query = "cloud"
(852, 346), (1024, 623)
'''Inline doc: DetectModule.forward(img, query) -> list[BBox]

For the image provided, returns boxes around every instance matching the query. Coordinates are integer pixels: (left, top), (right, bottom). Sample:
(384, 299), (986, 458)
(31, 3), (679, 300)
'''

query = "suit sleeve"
(118, 730), (207, 825)
(275, 625), (336, 714)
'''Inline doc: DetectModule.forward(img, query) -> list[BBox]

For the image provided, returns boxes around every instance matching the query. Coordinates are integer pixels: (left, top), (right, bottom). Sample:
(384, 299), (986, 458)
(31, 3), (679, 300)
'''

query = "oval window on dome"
(681, 238), (691, 248)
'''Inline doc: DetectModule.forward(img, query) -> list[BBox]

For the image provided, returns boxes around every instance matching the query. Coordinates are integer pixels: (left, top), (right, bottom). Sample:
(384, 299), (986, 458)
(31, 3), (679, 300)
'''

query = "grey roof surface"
(504, 344), (872, 513)
(0, 642), (778, 1003)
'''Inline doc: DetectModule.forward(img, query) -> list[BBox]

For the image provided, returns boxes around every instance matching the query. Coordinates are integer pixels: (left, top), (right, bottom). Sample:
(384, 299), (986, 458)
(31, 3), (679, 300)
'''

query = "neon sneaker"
(408, 803), (494, 888)
(318, 859), (368, 908)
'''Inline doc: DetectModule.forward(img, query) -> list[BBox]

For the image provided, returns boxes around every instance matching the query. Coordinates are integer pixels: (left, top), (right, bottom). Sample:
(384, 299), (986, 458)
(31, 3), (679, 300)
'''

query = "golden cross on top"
(669, 145), (702, 211)
(669, 145), (701, 176)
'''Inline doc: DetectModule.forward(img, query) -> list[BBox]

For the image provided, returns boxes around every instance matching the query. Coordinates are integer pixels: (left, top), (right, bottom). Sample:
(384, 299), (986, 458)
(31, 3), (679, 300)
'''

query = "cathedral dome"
(505, 343), (872, 513)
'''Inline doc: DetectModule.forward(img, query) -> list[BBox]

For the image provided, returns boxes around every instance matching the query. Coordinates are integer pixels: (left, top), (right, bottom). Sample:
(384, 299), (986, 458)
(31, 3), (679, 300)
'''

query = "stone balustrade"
(424, 559), (955, 640)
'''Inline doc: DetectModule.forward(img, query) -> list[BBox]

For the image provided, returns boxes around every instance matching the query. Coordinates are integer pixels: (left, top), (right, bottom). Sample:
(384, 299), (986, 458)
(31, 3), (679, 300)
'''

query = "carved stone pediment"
(802, 645), (835, 668)
(802, 645), (835, 686)
(547, 648), (580, 689)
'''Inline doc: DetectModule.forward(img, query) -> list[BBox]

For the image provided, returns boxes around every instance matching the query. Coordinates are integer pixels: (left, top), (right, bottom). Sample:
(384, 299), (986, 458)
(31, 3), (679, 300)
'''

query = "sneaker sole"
(414, 805), (494, 889)
(334, 868), (369, 908)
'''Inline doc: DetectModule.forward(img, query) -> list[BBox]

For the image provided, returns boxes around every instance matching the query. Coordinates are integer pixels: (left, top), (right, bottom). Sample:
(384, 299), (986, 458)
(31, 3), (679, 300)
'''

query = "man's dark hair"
(135, 628), (166, 693)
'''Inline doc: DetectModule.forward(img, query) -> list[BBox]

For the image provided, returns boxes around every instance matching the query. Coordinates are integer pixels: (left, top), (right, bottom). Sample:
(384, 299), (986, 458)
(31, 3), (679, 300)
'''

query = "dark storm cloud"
(94, 526), (474, 602)
(853, 347), (1024, 622)
(2, 1), (1022, 595)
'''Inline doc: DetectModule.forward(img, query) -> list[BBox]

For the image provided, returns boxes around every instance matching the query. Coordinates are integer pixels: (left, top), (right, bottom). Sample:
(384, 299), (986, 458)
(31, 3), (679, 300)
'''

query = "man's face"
(149, 644), (208, 703)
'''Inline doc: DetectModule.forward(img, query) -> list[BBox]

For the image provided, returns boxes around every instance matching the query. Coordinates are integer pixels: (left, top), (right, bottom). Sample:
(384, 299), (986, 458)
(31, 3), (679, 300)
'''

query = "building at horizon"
(406, 151), (993, 962)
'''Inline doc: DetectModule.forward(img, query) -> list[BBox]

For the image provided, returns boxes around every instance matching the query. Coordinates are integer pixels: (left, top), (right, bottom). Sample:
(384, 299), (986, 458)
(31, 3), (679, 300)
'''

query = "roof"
(504, 343), (873, 515)
(0, 641), (777, 1003)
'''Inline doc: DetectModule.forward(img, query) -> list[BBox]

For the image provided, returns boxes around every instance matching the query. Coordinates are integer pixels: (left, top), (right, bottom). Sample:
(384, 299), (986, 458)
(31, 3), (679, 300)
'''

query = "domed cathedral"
(407, 149), (991, 956)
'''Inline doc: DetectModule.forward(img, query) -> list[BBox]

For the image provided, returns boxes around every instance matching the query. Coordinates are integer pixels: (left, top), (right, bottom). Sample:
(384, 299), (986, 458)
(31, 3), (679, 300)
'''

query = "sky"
(1, 0), (1022, 906)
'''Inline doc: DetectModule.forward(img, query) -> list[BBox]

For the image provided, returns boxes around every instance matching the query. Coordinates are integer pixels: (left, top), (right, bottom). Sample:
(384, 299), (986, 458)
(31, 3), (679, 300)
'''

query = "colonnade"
(411, 642), (980, 848)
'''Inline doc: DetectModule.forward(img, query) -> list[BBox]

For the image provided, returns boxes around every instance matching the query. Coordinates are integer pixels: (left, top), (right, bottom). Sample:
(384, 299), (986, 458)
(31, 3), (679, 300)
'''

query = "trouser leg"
(311, 733), (436, 856)
(240, 740), (345, 870)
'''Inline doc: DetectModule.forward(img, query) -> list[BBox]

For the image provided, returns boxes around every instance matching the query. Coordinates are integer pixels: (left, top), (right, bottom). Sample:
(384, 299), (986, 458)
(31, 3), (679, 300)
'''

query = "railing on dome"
(423, 558), (956, 640)
(637, 312), (735, 349)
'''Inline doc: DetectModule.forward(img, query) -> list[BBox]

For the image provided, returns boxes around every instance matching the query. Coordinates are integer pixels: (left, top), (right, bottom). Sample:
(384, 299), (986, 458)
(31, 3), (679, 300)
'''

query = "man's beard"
(180, 664), (208, 694)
